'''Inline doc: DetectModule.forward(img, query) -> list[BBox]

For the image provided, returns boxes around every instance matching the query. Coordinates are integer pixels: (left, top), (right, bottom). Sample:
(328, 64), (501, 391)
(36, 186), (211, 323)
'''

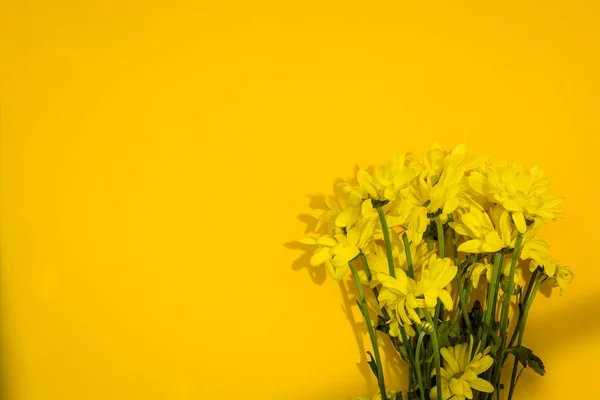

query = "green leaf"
(506, 346), (546, 376)
(366, 351), (379, 379)
(437, 320), (461, 348)
(395, 392), (405, 400)
(528, 354), (546, 376)
(507, 346), (533, 367)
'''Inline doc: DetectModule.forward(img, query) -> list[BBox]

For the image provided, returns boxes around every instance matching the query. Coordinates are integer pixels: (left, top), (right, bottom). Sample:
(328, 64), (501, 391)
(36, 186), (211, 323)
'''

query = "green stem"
(507, 269), (539, 349)
(491, 233), (523, 393)
(424, 310), (442, 400)
(349, 260), (387, 399)
(398, 324), (418, 386)
(447, 217), (472, 331)
(433, 216), (445, 321)
(479, 252), (503, 349)
(507, 273), (544, 400)
(359, 254), (420, 389)
(402, 232), (415, 279)
(414, 332), (427, 400)
(434, 215), (445, 258)
(359, 253), (385, 318)
(377, 206), (396, 278)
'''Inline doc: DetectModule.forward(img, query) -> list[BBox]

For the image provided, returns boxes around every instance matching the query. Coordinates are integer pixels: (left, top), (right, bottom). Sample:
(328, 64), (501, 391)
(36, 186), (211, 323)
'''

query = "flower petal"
(458, 240), (483, 253)
(310, 247), (331, 266)
(512, 212), (527, 233)
(469, 378), (494, 393)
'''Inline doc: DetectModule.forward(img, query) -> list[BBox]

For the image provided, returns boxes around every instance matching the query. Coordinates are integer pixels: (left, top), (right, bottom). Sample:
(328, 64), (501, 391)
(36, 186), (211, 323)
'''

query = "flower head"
(469, 163), (563, 233)
(467, 258), (525, 289)
(430, 337), (495, 400)
(301, 219), (375, 280)
(538, 259), (574, 294)
(450, 207), (510, 254)
(340, 154), (416, 203)
(417, 256), (457, 310)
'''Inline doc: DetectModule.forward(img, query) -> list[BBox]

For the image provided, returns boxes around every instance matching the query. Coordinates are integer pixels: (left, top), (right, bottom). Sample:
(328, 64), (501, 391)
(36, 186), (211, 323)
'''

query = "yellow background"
(1, 1), (599, 399)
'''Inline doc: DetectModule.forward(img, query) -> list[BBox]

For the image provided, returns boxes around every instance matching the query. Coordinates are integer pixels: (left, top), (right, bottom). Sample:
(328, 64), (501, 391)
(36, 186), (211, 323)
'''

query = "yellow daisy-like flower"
(357, 246), (404, 286)
(518, 220), (550, 265)
(467, 259), (525, 289)
(430, 337), (494, 400)
(535, 259), (574, 294)
(340, 154), (416, 203)
(406, 144), (486, 216)
(469, 163), (563, 233)
(397, 240), (436, 274)
(313, 196), (344, 233)
(376, 271), (422, 326)
(450, 207), (509, 253)
(301, 220), (376, 280)
(416, 256), (457, 311)
(335, 197), (378, 229)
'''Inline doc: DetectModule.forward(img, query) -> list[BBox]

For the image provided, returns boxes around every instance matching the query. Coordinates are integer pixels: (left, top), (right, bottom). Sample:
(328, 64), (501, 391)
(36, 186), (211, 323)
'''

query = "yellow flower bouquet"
(298, 144), (572, 400)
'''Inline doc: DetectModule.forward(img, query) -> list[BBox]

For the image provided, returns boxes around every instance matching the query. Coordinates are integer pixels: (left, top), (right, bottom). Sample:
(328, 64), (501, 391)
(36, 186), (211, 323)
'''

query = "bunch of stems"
(348, 209), (544, 400)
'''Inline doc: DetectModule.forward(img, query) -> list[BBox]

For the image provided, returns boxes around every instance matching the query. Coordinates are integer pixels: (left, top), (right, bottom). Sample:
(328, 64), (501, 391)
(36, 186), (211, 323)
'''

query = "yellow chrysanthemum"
(301, 220), (375, 280)
(358, 246), (404, 286)
(313, 196), (344, 233)
(469, 163), (563, 233)
(376, 271), (422, 326)
(339, 154), (416, 203)
(430, 337), (494, 400)
(335, 198), (378, 229)
(535, 259), (574, 294)
(397, 240), (436, 274)
(467, 259), (525, 289)
(406, 144), (486, 216)
(450, 207), (510, 253)
(376, 255), (457, 326)
(416, 256), (457, 311)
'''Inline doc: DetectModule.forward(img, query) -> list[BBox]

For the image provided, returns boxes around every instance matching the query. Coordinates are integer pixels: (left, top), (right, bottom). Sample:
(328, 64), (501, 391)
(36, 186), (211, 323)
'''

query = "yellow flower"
(450, 208), (509, 253)
(504, 259), (526, 288)
(302, 220), (375, 280)
(407, 144), (486, 215)
(407, 143), (445, 181)
(538, 259), (574, 294)
(469, 163), (563, 233)
(335, 198), (378, 229)
(387, 319), (401, 338)
(397, 240), (436, 274)
(358, 246), (404, 286)
(376, 271), (422, 326)
(340, 154), (416, 203)
(467, 261), (492, 289)
(519, 220), (550, 266)
(430, 337), (494, 400)
(417, 256), (457, 311)
(467, 259), (526, 289)
(443, 143), (488, 173)
(313, 196), (344, 233)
